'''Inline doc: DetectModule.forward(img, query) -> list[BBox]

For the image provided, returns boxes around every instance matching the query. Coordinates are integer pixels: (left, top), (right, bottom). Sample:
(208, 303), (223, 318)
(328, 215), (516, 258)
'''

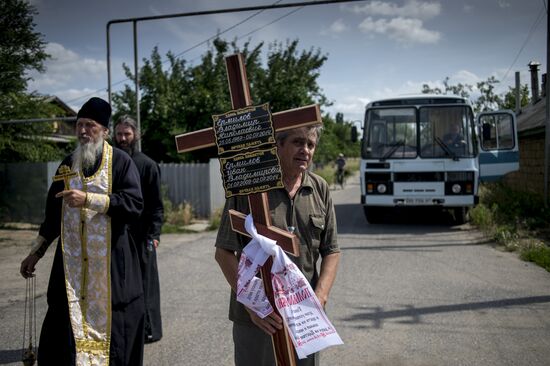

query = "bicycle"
(335, 168), (345, 189)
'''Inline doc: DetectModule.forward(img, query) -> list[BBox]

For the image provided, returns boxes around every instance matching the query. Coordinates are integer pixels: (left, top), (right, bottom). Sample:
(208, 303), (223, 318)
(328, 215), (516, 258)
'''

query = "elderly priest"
(20, 97), (145, 366)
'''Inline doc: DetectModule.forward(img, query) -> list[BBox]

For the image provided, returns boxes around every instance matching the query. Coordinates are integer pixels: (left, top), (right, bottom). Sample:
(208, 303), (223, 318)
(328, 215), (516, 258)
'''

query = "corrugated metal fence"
(159, 160), (224, 218)
(0, 160), (225, 223)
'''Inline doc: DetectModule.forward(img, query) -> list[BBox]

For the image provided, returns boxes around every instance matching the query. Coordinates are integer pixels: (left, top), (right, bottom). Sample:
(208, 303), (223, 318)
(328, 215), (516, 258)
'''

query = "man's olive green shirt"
(215, 170), (339, 325)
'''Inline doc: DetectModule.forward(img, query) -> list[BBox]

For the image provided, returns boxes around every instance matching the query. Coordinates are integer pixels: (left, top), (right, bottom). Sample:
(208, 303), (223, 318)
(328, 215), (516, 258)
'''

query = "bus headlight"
(452, 184), (462, 194)
(377, 184), (387, 194)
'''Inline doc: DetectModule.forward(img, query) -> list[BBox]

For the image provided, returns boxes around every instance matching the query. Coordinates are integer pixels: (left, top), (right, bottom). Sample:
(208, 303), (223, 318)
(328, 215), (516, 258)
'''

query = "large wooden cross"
(175, 53), (321, 366)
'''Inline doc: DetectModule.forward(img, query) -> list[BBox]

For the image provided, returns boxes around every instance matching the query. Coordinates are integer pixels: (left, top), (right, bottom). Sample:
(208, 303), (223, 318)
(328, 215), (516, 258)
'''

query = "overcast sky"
(27, 0), (547, 122)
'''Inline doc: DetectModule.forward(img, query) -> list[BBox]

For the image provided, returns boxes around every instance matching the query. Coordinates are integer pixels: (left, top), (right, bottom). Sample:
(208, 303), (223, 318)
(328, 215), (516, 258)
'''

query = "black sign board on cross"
(174, 53), (322, 366)
(213, 102), (284, 198)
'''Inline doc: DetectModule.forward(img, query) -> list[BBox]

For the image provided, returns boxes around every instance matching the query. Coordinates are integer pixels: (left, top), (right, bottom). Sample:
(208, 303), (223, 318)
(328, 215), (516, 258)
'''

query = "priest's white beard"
(73, 137), (104, 171)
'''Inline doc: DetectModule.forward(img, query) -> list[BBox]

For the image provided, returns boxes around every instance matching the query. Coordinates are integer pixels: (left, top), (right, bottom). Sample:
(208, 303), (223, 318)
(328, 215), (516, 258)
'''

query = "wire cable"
(65, 0), (294, 105)
(501, 3), (546, 84)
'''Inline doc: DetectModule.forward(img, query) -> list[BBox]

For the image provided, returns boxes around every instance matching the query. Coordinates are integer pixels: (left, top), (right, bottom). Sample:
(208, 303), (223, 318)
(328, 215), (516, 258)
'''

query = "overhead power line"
(501, 3), (546, 84)
(66, 0), (298, 105)
(173, 0), (284, 60)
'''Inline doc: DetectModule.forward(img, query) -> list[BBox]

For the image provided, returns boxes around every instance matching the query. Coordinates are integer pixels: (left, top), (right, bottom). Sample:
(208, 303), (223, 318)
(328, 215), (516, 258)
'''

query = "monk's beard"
(73, 137), (104, 170)
(115, 138), (136, 155)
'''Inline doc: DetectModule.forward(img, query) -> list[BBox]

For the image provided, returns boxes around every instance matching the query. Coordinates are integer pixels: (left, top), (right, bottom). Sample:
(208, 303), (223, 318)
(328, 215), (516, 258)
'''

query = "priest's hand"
(245, 307), (283, 335)
(55, 189), (87, 208)
(20, 254), (39, 279)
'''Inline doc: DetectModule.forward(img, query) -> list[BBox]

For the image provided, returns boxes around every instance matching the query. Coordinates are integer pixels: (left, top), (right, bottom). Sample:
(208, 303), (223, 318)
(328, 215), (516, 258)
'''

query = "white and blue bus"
(356, 95), (519, 224)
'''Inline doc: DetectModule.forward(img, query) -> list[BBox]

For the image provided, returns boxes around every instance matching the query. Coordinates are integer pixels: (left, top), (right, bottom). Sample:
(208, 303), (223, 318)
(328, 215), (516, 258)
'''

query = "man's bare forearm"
(214, 247), (239, 292)
(314, 252), (340, 307)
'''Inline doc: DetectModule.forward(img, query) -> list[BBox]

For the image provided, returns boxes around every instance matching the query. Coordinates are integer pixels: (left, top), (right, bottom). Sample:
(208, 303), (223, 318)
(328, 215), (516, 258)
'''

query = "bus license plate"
(406, 198), (429, 204)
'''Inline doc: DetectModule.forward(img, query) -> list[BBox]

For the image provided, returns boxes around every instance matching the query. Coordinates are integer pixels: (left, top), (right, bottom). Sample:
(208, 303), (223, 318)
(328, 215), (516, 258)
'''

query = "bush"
(314, 164), (335, 186)
(208, 207), (223, 231)
(470, 182), (550, 272)
(480, 183), (550, 230)
(164, 202), (194, 227)
(469, 203), (493, 229)
(161, 184), (195, 233)
(520, 244), (550, 272)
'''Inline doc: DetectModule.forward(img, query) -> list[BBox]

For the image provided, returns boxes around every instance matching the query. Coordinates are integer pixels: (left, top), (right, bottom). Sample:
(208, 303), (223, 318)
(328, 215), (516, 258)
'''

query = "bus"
(355, 95), (519, 224)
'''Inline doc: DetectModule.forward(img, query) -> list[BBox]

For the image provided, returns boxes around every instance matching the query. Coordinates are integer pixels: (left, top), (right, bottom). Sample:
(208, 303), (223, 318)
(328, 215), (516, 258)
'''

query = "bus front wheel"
(364, 206), (384, 224)
(453, 207), (469, 225)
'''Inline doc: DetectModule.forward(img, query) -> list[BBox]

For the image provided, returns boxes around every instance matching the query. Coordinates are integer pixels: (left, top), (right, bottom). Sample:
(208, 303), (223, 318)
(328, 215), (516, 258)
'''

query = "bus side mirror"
(351, 126), (358, 143)
(482, 123), (491, 140)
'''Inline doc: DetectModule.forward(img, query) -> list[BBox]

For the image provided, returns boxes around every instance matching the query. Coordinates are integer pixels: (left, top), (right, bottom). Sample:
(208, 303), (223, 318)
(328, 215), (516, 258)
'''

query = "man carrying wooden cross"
(215, 124), (341, 366)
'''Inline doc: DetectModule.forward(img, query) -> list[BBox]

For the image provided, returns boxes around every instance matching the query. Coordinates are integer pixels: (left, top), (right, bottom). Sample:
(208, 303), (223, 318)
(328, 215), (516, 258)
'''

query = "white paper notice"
(235, 214), (343, 358)
(271, 245), (343, 359)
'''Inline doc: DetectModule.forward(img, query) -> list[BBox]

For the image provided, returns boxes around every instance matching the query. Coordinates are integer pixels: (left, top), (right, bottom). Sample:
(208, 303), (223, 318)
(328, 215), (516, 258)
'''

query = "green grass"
(161, 223), (199, 234)
(520, 245), (550, 271)
(470, 183), (550, 272)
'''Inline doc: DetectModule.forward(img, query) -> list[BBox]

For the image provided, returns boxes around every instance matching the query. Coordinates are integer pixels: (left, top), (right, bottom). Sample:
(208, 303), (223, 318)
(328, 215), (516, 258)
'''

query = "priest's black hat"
(77, 97), (112, 128)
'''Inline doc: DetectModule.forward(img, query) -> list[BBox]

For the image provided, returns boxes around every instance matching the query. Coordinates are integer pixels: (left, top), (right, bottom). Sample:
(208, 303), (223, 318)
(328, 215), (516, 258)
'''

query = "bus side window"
(480, 114), (514, 150)
(482, 123), (491, 141)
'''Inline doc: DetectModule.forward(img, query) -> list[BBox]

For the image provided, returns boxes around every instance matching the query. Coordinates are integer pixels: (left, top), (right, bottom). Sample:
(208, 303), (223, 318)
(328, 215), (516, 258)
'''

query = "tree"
(315, 113), (360, 165)
(421, 76), (529, 113)
(256, 40), (330, 112)
(0, 93), (73, 162)
(0, 0), (49, 94)
(473, 76), (502, 113)
(501, 84), (530, 110)
(0, 0), (71, 162)
(421, 77), (472, 98)
(114, 38), (341, 163)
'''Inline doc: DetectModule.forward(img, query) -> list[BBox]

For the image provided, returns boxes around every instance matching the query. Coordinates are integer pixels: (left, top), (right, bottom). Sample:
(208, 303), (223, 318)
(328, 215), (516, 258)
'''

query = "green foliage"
(421, 76), (473, 98)
(421, 75), (530, 113)
(480, 183), (550, 230)
(314, 164), (336, 186)
(162, 196), (194, 234)
(473, 76), (502, 113)
(492, 224), (519, 249)
(501, 84), (530, 110)
(470, 183), (550, 271)
(256, 40), (330, 112)
(0, 1), (70, 162)
(0, 93), (74, 162)
(0, 0), (49, 94)
(469, 203), (493, 230)
(313, 157), (359, 187)
(208, 207), (223, 231)
(315, 113), (360, 165)
(520, 245), (550, 272)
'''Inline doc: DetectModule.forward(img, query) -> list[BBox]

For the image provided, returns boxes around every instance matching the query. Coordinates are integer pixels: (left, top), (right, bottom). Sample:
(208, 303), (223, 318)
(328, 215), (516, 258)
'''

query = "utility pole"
(545, 6), (549, 206)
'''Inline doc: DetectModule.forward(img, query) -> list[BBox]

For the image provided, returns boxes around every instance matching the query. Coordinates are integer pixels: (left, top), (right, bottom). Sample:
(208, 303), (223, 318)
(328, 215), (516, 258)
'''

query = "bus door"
(477, 110), (519, 181)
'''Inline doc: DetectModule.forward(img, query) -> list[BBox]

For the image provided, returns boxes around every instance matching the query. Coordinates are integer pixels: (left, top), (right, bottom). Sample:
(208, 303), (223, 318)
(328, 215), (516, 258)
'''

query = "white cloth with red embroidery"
(236, 214), (343, 359)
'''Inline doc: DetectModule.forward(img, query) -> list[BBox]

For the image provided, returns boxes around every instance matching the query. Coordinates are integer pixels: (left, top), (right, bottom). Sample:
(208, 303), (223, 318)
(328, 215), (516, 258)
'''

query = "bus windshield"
(419, 106), (475, 158)
(364, 107), (417, 159)
(363, 105), (475, 159)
